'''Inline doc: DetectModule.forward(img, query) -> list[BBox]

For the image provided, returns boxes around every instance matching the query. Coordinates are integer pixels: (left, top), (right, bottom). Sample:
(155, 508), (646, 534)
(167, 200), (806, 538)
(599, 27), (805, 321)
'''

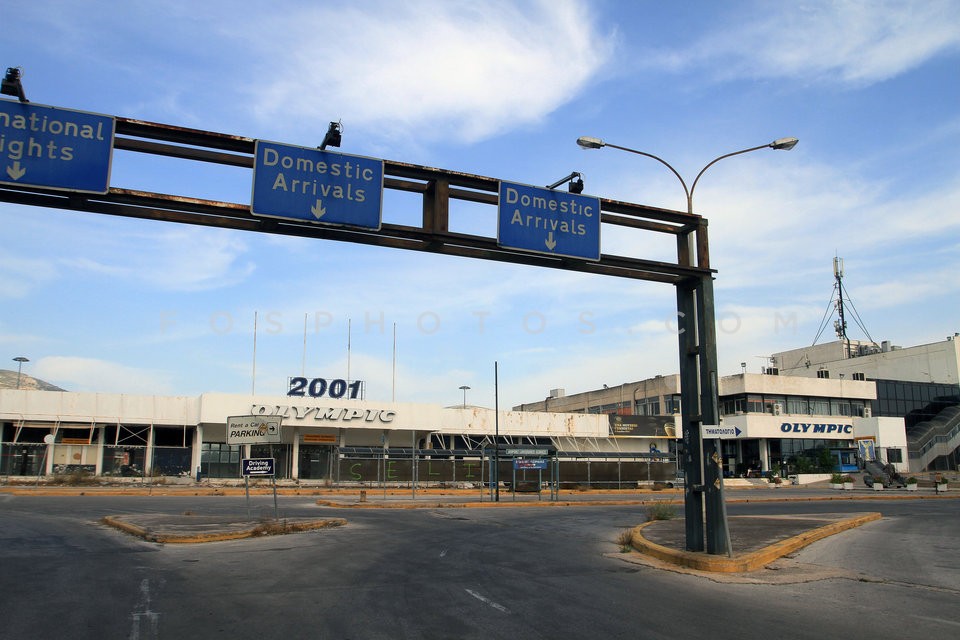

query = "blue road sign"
(0, 100), (114, 194)
(514, 459), (549, 470)
(252, 140), (383, 230)
(497, 181), (601, 261)
(242, 458), (276, 477)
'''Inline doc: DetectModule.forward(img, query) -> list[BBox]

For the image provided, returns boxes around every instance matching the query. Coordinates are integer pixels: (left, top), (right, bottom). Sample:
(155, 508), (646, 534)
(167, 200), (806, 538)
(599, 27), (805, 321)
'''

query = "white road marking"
(440, 549), (448, 558)
(465, 588), (510, 614)
(129, 578), (160, 639)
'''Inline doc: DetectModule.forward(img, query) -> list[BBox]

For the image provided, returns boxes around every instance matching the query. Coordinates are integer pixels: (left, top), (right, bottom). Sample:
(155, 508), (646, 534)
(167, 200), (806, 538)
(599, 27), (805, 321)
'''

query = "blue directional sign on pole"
(251, 140), (383, 230)
(0, 100), (114, 194)
(497, 181), (601, 261)
(242, 458), (276, 477)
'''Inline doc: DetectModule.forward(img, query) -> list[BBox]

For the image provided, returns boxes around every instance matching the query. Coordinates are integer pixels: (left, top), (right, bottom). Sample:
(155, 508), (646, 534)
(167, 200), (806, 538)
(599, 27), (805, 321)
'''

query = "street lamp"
(459, 385), (471, 408)
(13, 356), (29, 389)
(577, 133), (797, 555)
(576, 136), (797, 213)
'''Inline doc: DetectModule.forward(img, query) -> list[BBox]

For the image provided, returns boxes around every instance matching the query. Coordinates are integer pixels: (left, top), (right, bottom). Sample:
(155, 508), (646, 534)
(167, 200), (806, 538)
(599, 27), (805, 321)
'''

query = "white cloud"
(684, 0), (960, 86)
(0, 255), (58, 298)
(60, 227), (255, 292)
(33, 356), (174, 394)
(245, 0), (614, 143)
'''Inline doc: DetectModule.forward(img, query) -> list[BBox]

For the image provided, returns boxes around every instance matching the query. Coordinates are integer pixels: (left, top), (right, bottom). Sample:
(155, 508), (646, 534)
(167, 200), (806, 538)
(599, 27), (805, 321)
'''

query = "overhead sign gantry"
(0, 80), (723, 554)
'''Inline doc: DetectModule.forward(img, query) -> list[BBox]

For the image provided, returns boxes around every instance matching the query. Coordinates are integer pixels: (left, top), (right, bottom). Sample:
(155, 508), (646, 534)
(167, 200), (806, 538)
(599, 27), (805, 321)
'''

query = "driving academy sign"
(242, 458), (276, 477)
(227, 414), (282, 445)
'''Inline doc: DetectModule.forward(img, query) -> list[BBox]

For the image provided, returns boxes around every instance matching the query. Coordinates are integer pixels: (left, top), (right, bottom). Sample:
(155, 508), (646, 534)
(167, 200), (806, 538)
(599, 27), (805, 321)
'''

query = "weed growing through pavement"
(646, 502), (677, 522)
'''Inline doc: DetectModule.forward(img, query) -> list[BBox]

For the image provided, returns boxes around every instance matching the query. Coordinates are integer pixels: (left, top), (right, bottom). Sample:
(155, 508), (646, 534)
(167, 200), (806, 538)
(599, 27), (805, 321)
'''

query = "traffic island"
(628, 512), (881, 573)
(102, 514), (346, 544)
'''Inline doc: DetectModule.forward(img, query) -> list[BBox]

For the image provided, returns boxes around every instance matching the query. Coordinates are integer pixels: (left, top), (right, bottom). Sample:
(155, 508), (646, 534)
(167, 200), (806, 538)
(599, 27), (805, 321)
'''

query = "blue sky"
(2, 0), (959, 409)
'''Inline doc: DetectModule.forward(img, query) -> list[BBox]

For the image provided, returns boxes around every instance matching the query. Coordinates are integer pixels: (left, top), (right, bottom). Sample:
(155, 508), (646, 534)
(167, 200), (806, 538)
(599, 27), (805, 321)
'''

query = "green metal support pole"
(697, 275), (731, 555)
(677, 277), (705, 552)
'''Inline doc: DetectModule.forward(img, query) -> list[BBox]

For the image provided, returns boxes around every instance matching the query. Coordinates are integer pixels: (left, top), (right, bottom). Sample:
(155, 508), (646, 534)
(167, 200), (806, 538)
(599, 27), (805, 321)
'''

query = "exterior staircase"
(907, 405), (960, 471)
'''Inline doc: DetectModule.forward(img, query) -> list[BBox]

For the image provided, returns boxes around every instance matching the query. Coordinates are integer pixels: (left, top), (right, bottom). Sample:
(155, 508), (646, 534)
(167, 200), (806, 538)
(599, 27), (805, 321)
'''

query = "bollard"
(359, 490), (367, 502)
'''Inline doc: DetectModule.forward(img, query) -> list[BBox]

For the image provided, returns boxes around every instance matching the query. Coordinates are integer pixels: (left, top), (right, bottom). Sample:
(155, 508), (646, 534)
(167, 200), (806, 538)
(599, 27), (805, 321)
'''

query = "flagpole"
(252, 311), (258, 395)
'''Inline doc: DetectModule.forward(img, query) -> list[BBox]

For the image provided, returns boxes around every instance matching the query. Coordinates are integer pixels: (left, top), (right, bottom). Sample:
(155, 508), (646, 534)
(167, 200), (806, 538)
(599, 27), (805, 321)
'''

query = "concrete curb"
(629, 512), (882, 573)
(101, 515), (346, 544)
(315, 498), (670, 509)
(314, 492), (958, 509)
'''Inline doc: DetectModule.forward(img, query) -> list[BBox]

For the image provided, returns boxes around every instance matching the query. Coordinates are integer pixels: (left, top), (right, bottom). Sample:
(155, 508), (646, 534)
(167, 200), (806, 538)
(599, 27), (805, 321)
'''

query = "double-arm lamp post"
(577, 135), (798, 554)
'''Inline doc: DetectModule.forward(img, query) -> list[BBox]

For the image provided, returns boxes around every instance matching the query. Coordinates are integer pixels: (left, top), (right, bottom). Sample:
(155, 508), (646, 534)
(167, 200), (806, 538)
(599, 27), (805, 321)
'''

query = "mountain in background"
(0, 369), (66, 391)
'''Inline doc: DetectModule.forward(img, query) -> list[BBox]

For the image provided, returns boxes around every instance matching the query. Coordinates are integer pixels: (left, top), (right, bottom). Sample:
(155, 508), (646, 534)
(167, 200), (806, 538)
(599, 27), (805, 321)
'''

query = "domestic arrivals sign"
(227, 414), (282, 445)
(251, 140), (383, 229)
(497, 181), (601, 260)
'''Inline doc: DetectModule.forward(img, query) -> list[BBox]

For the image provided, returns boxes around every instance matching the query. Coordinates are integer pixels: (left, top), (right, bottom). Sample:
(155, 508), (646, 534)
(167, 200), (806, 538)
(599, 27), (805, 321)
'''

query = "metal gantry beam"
(1, 116), (712, 286)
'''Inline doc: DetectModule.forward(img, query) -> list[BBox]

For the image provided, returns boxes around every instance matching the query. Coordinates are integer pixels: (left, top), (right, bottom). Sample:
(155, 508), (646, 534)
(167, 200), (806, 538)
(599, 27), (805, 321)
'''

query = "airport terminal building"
(3, 337), (956, 482)
(515, 371), (906, 477)
(515, 336), (960, 474)
(0, 390), (676, 485)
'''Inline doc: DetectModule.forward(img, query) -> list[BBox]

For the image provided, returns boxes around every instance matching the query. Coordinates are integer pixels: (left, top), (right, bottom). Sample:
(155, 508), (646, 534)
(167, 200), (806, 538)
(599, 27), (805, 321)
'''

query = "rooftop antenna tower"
(833, 256), (849, 355)
(812, 256), (877, 357)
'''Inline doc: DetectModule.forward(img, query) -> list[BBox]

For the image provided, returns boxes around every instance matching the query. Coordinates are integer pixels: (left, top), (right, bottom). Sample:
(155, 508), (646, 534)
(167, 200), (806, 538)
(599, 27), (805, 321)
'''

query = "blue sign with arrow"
(251, 140), (383, 230)
(497, 181), (601, 261)
(0, 100), (114, 194)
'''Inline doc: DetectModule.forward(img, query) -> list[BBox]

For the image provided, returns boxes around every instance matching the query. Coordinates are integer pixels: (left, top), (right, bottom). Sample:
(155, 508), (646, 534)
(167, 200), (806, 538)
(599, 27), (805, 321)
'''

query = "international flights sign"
(497, 181), (601, 261)
(251, 140), (383, 230)
(0, 100), (114, 193)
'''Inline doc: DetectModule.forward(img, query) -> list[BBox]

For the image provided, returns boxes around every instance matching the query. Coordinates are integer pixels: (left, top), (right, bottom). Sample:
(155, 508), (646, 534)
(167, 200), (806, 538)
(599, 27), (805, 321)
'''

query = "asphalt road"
(0, 494), (957, 639)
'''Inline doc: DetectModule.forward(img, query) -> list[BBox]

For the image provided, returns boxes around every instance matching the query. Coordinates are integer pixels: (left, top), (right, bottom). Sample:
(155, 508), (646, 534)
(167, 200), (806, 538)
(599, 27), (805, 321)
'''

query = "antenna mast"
(833, 257), (850, 357)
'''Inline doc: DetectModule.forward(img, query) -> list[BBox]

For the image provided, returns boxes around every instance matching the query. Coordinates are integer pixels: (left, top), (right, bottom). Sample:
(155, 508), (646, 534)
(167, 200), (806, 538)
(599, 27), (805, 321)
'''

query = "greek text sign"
(701, 424), (743, 439)
(514, 459), (548, 470)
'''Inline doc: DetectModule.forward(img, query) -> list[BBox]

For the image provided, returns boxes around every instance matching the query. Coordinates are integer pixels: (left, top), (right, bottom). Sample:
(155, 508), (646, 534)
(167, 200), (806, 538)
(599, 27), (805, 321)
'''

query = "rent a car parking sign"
(497, 181), (601, 261)
(251, 140), (383, 230)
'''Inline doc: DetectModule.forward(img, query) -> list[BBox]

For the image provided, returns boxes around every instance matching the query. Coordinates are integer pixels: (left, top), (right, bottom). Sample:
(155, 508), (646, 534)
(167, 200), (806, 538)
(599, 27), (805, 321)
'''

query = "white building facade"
(0, 390), (673, 485)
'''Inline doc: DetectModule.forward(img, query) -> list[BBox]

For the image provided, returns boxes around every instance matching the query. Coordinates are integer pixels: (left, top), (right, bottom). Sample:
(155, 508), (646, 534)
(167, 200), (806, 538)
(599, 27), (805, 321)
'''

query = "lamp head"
(576, 136), (604, 150)
(1, 67), (28, 102)
(546, 171), (584, 192)
(320, 121), (342, 150)
(770, 137), (799, 150)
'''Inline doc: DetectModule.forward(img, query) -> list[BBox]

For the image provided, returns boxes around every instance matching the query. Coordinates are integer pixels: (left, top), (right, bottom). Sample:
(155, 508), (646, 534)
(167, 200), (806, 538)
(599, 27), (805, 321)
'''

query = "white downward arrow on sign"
(544, 232), (557, 251)
(6, 161), (26, 181)
(311, 198), (326, 219)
